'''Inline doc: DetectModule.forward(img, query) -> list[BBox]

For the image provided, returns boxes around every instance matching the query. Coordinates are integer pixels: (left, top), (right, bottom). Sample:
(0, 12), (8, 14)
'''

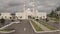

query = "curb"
(0, 21), (20, 30)
(29, 21), (37, 32)
(0, 23), (14, 30)
(29, 21), (60, 33)
(0, 30), (15, 33)
(36, 30), (60, 33)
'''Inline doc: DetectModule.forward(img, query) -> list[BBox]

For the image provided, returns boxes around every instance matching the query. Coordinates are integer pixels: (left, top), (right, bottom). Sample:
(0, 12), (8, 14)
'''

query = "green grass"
(40, 22), (56, 30)
(49, 17), (59, 21)
(31, 20), (43, 31)
(0, 29), (14, 32)
(34, 18), (56, 30)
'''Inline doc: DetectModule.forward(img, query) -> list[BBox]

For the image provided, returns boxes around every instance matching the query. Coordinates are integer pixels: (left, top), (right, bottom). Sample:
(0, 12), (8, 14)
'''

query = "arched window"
(40, 17), (42, 20)
(10, 13), (15, 16)
(10, 17), (12, 19)
(5, 16), (7, 18)
(20, 16), (22, 18)
(37, 16), (38, 18)
(43, 16), (45, 18)
(10, 13), (15, 19)
(28, 15), (31, 18)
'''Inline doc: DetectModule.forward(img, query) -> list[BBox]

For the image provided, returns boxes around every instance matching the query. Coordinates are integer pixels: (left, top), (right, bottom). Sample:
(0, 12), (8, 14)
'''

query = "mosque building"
(0, 8), (47, 19)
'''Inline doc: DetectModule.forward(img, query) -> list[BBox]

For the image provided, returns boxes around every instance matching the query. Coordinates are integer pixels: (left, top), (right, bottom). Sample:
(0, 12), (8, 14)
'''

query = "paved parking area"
(0, 20), (59, 34)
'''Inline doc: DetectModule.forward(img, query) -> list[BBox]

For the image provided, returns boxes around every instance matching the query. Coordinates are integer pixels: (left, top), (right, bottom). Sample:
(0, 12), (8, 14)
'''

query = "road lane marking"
(24, 28), (26, 31)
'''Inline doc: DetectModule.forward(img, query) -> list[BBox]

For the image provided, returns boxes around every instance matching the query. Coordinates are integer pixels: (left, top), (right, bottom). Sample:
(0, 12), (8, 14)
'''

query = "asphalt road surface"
(0, 20), (59, 34)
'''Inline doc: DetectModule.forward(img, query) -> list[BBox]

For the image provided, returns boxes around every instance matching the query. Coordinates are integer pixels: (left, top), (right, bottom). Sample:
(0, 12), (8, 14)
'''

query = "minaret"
(32, 0), (36, 17)
(24, 0), (25, 12)
(23, 0), (28, 19)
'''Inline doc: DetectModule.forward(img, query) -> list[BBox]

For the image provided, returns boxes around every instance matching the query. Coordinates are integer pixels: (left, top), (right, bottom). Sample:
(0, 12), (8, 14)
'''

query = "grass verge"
(0, 29), (14, 32)
(31, 20), (43, 31)
(35, 19), (56, 30)
(40, 22), (56, 30)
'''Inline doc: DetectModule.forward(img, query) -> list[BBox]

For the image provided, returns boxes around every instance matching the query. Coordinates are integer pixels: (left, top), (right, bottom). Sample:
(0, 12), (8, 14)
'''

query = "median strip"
(0, 29), (15, 33)
(29, 20), (60, 33)
(39, 22), (56, 30)
(30, 20), (43, 32)
(35, 19), (57, 30)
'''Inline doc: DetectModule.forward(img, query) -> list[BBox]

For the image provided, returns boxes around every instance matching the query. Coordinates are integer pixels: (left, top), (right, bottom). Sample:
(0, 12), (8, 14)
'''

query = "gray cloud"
(0, 0), (60, 13)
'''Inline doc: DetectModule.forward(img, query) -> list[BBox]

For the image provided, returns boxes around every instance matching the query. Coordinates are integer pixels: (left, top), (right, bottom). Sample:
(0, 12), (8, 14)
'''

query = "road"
(0, 20), (59, 34)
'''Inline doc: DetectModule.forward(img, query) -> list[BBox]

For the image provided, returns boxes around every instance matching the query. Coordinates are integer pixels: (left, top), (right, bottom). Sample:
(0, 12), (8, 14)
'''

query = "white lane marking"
(24, 28), (26, 31)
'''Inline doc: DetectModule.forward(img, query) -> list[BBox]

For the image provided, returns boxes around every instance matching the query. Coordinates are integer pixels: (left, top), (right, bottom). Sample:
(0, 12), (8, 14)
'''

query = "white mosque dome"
(25, 8), (32, 13)
(26, 8), (31, 11)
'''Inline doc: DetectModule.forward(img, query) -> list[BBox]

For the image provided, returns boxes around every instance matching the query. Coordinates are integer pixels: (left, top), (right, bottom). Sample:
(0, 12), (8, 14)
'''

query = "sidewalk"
(31, 19), (50, 31)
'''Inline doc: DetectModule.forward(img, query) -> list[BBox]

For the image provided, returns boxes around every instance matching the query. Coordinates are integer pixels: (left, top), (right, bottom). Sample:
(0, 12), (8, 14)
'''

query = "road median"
(29, 20), (60, 33)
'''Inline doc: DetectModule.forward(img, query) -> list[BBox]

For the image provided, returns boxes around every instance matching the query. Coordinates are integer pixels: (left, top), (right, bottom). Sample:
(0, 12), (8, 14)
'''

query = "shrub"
(0, 18), (5, 24)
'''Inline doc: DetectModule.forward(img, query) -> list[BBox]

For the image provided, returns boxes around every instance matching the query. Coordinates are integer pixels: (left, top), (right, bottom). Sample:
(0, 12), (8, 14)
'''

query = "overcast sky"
(0, 0), (60, 13)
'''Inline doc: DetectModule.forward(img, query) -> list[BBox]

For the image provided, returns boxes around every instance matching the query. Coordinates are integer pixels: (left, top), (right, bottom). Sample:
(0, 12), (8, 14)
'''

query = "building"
(0, 8), (47, 19)
(0, 13), (12, 19)
(36, 10), (47, 19)
(16, 12), (27, 19)
(15, 8), (33, 19)
(56, 11), (60, 18)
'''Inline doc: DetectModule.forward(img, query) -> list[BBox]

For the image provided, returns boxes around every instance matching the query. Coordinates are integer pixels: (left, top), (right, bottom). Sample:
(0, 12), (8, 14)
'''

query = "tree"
(55, 6), (60, 19)
(48, 10), (55, 17)
(0, 18), (5, 25)
(45, 18), (49, 22)
(55, 6), (60, 11)
(50, 10), (55, 16)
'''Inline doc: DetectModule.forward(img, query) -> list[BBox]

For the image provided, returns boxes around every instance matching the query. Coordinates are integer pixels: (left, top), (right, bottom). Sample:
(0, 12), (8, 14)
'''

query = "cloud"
(0, 0), (60, 13)
(35, 0), (60, 13)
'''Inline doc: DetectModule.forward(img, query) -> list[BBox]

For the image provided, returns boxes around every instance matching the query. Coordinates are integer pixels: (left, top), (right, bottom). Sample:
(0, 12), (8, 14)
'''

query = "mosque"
(0, 0), (47, 20)
(0, 8), (47, 20)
